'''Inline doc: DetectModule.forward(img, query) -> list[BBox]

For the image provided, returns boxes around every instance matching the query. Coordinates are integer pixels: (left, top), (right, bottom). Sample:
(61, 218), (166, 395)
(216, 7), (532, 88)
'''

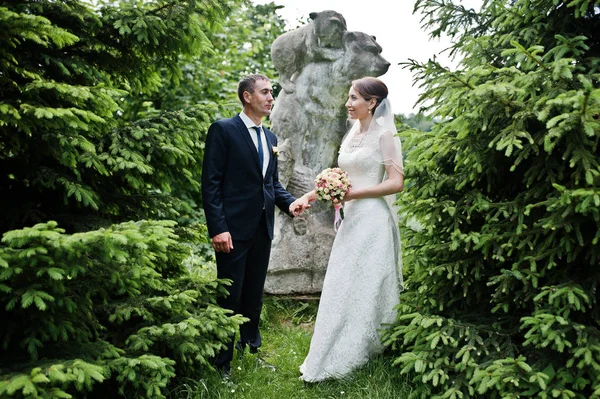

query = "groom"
(201, 74), (309, 374)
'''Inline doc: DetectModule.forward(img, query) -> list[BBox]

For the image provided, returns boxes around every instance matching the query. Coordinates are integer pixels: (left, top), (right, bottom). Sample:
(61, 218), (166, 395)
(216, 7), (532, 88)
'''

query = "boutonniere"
(272, 146), (279, 157)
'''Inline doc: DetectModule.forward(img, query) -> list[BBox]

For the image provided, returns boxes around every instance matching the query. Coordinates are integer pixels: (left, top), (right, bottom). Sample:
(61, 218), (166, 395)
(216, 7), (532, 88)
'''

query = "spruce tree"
(383, 0), (600, 398)
(0, 1), (248, 397)
(0, 0), (236, 232)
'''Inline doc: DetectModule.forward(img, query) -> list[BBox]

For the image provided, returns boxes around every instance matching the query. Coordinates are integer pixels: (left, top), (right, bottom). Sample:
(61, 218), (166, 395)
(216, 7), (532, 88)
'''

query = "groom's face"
(244, 79), (274, 119)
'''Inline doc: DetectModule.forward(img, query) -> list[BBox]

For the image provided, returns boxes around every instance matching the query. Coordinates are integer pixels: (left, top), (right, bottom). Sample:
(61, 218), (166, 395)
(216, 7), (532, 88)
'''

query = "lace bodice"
(338, 135), (386, 190)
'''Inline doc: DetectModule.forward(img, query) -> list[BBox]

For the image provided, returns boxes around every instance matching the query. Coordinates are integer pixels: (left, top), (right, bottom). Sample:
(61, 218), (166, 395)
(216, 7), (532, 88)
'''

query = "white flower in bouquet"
(315, 167), (351, 204)
(315, 167), (351, 231)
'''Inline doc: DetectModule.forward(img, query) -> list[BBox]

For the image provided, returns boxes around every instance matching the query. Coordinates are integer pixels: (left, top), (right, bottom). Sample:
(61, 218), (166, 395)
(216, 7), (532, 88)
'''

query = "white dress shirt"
(240, 111), (270, 177)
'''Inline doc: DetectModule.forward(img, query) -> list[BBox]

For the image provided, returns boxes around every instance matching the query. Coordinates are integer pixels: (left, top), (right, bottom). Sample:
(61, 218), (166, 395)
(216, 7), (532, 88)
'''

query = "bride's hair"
(351, 77), (388, 112)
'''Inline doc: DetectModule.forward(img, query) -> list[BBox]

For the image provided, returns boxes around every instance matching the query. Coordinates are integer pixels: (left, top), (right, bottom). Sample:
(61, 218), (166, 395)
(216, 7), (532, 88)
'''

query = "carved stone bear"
(336, 31), (389, 82)
(271, 30), (391, 176)
(266, 27), (391, 295)
(270, 10), (347, 94)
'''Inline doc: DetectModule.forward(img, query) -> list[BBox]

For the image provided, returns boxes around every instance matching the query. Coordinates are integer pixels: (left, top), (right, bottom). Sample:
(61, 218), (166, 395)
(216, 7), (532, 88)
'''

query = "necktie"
(253, 126), (264, 170)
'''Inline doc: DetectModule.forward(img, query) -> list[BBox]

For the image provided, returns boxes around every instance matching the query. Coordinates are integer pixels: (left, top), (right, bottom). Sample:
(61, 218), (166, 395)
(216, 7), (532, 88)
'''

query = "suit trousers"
(213, 211), (271, 368)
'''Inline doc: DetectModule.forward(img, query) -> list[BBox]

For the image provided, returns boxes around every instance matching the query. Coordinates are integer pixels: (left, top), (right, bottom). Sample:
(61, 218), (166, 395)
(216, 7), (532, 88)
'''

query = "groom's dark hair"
(238, 74), (270, 105)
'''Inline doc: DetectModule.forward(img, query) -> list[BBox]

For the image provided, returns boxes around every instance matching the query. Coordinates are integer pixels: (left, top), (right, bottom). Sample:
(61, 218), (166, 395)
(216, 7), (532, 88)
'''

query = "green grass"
(172, 296), (413, 399)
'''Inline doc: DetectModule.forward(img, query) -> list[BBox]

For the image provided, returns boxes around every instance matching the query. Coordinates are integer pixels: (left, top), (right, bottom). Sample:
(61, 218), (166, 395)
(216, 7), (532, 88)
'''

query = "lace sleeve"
(379, 130), (404, 175)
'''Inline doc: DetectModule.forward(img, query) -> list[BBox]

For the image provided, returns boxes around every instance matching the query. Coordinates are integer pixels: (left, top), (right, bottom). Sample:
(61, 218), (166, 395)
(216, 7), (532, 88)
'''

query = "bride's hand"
(304, 190), (318, 203)
(289, 191), (319, 216)
(343, 189), (356, 202)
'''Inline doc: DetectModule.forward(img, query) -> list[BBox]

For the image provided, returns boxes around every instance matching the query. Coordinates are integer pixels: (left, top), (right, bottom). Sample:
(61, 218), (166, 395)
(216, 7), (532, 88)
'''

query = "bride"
(297, 76), (404, 382)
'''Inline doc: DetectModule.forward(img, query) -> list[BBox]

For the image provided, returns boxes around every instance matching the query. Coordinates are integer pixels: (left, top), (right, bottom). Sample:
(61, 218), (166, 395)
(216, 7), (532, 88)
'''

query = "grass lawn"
(172, 296), (413, 399)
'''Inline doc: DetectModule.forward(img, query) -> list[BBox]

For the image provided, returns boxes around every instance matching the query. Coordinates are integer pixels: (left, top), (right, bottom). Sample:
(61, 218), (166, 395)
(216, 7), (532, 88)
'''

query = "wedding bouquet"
(314, 167), (351, 231)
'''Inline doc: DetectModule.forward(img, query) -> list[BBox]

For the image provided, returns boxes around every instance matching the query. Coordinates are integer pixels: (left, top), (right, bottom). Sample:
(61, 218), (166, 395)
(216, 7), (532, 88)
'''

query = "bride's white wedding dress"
(299, 118), (403, 382)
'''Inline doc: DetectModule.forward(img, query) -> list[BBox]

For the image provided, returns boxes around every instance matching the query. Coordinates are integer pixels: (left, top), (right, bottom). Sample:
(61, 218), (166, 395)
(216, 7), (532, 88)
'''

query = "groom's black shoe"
(235, 341), (274, 370)
(215, 363), (231, 380)
(235, 340), (258, 355)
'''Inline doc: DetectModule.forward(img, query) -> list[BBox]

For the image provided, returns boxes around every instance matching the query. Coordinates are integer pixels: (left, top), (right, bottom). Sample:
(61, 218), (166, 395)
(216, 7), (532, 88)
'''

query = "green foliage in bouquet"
(0, 220), (244, 398)
(383, 0), (600, 398)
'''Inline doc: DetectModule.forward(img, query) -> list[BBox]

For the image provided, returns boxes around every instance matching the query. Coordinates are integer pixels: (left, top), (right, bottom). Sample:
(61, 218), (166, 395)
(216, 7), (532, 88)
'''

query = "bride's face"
(345, 86), (371, 120)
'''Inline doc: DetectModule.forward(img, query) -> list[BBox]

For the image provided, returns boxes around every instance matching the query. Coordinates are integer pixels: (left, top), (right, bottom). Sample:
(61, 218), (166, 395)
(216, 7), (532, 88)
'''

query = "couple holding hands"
(201, 73), (404, 382)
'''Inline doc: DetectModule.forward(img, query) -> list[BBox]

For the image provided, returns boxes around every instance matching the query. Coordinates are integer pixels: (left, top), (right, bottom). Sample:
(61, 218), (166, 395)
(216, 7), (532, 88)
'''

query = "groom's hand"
(289, 198), (311, 217)
(212, 232), (233, 253)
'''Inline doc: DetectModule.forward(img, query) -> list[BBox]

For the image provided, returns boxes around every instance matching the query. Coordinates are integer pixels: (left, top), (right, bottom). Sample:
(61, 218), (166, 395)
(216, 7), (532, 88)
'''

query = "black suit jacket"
(201, 114), (295, 241)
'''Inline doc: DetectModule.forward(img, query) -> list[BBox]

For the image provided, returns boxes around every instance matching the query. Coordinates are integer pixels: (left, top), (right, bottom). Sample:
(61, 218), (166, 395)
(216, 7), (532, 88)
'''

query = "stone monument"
(265, 10), (390, 294)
